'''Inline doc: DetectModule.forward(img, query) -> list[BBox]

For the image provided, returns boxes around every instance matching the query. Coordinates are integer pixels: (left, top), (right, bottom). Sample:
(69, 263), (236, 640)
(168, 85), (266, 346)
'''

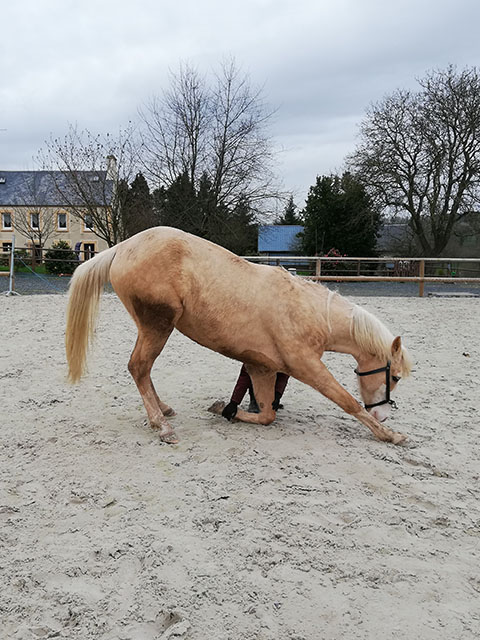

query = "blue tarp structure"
(258, 225), (303, 253)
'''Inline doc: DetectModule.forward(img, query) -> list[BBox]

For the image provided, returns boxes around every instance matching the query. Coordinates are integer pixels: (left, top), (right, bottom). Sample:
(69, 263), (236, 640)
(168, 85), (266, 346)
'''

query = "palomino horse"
(66, 227), (412, 445)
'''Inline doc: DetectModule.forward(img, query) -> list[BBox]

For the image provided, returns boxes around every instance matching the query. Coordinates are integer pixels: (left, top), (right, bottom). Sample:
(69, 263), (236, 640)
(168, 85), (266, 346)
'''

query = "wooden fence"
(2, 246), (480, 296)
(244, 256), (480, 297)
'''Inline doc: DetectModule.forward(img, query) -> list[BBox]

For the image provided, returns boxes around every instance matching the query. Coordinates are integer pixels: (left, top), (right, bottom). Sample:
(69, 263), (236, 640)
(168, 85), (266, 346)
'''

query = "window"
(84, 214), (94, 231)
(1, 212), (12, 230)
(83, 243), (96, 261)
(2, 242), (12, 253)
(57, 213), (67, 230)
(30, 212), (40, 229)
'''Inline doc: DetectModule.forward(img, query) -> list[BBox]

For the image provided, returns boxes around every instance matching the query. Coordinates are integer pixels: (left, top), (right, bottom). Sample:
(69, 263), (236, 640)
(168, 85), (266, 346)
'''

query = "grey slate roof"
(0, 170), (113, 207)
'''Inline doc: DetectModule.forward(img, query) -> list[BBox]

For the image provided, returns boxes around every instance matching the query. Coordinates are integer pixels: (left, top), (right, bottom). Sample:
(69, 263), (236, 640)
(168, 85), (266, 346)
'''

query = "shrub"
(13, 248), (30, 272)
(321, 247), (349, 274)
(45, 241), (78, 275)
(0, 252), (10, 268)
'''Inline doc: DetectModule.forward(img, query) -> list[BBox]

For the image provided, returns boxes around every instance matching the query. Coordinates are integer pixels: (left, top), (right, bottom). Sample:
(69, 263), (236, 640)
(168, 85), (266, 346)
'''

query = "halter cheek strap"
(354, 360), (398, 410)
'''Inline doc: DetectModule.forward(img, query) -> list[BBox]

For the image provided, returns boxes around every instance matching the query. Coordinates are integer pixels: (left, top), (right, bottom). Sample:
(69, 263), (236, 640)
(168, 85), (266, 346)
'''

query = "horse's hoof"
(163, 407), (176, 417)
(391, 432), (407, 445)
(159, 430), (179, 444)
(207, 400), (225, 415)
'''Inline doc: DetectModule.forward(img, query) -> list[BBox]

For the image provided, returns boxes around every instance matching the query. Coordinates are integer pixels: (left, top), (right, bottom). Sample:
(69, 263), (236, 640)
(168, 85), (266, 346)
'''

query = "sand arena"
(1, 293), (479, 639)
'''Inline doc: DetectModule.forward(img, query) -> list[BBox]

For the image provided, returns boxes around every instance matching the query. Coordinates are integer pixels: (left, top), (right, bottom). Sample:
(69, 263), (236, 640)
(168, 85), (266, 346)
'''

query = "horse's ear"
(391, 336), (402, 356)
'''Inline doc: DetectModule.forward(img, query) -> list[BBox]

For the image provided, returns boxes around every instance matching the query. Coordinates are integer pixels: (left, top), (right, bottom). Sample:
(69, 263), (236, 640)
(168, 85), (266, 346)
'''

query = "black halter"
(354, 360), (398, 410)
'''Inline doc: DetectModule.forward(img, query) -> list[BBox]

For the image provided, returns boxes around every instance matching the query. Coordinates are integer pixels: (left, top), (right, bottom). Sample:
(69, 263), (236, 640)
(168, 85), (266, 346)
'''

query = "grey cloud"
(2, 0), (480, 200)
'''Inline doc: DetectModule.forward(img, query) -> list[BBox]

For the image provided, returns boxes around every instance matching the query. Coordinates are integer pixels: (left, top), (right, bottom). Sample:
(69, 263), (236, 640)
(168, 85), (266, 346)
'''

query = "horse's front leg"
(296, 361), (407, 444)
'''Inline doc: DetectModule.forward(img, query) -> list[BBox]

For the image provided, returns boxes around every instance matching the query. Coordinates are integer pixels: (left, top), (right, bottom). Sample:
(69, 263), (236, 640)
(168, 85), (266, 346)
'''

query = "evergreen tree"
(45, 240), (78, 275)
(152, 171), (258, 254)
(301, 173), (381, 256)
(277, 195), (301, 225)
(196, 172), (218, 238)
(122, 173), (155, 237)
(222, 198), (258, 255)
(153, 172), (197, 232)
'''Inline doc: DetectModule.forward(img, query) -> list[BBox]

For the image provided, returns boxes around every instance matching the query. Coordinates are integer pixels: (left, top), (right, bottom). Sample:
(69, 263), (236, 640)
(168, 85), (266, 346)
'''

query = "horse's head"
(355, 336), (410, 423)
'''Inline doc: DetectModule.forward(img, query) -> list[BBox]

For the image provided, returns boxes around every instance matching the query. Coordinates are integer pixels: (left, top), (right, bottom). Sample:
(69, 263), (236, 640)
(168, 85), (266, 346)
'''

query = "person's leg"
(233, 366), (277, 425)
(210, 366), (277, 425)
(273, 373), (289, 410)
(222, 365), (251, 420)
(248, 385), (259, 413)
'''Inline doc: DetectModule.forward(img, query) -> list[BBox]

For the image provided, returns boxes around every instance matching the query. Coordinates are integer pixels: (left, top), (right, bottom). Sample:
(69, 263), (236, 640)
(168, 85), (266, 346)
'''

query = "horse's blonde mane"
(350, 304), (412, 376)
(326, 289), (336, 334)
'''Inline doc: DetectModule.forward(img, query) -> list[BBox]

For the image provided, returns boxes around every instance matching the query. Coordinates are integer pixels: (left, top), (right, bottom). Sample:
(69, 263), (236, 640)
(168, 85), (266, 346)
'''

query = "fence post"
(316, 258), (322, 277)
(3, 235), (19, 296)
(11, 248), (14, 293)
(419, 260), (425, 297)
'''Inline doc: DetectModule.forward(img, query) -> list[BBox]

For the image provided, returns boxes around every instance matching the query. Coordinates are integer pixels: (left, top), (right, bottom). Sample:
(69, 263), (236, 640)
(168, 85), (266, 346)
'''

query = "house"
(0, 167), (114, 260)
(258, 225), (303, 255)
(377, 220), (480, 258)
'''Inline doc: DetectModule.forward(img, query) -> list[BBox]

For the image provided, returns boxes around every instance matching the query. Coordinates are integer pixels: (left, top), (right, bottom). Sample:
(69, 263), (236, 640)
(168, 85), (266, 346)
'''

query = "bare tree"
(349, 66), (480, 256)
(140, 63), (210, 189)
(139, 59), (280, 217)
(210, 59), (278, 211)
(39, 124), (139, 247)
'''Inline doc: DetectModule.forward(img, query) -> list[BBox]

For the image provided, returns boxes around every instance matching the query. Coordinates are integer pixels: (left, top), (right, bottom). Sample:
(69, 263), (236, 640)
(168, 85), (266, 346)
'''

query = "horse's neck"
(324, 292), (394, 369)
(323, 294), (361, 359)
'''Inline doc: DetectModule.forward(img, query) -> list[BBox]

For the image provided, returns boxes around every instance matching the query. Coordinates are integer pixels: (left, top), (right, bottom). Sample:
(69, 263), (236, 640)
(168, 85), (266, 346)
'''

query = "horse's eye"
(392, 375), (401, 383)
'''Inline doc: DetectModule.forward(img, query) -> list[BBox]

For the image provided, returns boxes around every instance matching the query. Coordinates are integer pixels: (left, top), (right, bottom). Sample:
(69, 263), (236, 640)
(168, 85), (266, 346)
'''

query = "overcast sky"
(2, 0), (480, 207)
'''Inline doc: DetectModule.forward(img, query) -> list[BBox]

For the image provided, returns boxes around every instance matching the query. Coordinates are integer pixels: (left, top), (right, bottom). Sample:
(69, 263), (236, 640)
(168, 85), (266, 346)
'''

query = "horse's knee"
(258, 409), (276, 425)
(128, 356), (147, 382)
(128, 357), (138, 377)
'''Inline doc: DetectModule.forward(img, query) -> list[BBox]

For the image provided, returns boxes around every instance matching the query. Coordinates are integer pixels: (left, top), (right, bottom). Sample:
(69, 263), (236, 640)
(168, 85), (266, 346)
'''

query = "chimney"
(106, 155), (117, 181)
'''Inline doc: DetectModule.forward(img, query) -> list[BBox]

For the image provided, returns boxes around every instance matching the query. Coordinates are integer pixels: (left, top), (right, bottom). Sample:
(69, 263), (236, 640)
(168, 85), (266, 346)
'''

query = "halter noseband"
(354, 360), (398, 410)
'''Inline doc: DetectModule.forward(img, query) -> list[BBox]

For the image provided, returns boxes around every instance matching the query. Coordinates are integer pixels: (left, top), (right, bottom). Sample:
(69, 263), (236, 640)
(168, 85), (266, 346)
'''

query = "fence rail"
(2, 245), (480, 297)
(244, 255), (480, 297)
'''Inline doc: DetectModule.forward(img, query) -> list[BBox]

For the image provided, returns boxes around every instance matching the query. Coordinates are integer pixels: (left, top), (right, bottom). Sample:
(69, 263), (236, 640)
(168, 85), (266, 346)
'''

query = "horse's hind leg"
(234, 366), (277, 425)
(128, 327), (178, 443)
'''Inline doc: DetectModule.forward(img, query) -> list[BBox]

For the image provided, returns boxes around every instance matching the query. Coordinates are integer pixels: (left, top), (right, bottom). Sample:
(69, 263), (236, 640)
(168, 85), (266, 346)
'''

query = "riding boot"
(222, 400), (238, 421)
(272, 391), (284, 411)
(248, 390), (259, 413)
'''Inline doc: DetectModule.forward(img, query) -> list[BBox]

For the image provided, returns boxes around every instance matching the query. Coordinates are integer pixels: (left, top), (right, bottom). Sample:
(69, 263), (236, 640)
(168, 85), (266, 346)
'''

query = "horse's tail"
(65, 245), (118, 383)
